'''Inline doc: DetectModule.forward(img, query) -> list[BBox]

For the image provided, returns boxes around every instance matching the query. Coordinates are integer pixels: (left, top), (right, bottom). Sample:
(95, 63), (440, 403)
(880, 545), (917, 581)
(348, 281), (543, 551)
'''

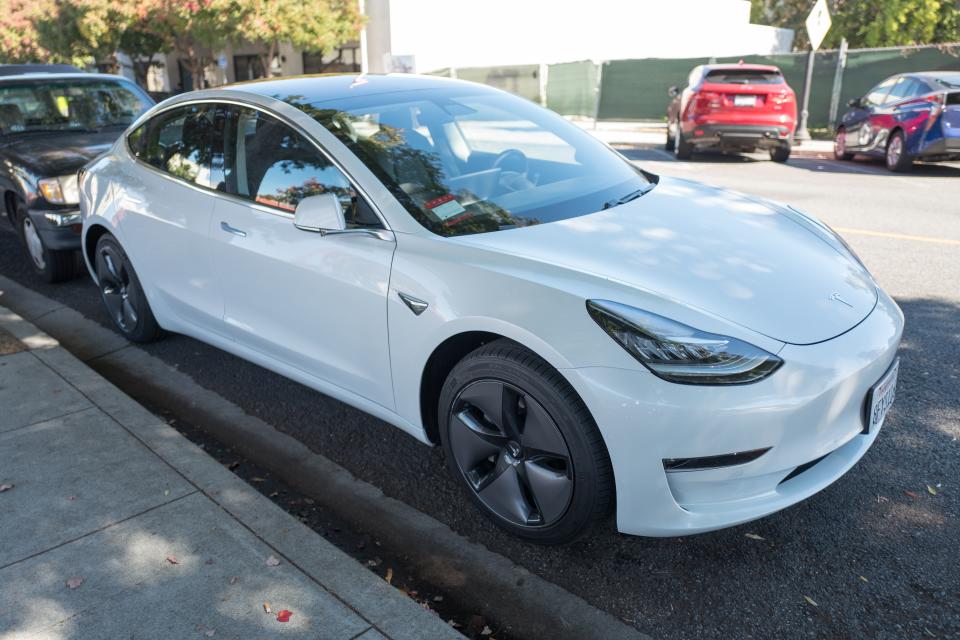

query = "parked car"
(0, 63), (83, 77)
(80, 75), (902, 544)
(834, 71), (960, 172)
(0, 72), (154, 281)
(666, 63), (797, 162)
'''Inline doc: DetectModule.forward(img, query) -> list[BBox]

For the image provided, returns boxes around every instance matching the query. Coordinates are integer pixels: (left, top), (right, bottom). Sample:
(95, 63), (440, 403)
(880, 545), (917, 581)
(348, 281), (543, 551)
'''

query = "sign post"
(796, 0), (831, 141)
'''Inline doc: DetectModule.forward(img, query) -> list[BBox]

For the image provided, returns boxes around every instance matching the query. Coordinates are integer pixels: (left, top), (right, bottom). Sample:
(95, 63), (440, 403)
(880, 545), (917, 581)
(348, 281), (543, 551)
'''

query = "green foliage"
(750, 0), (960, 49)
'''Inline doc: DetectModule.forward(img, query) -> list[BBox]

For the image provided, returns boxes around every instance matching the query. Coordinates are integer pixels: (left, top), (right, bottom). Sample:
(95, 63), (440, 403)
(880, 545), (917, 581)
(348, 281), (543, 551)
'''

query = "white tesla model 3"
(79, 75), (903, 544)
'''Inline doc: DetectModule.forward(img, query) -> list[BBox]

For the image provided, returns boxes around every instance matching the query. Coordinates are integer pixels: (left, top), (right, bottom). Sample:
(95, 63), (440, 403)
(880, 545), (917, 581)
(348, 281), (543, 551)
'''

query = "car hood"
(455, 176), (877, 346)
(0, 130), (118, 177)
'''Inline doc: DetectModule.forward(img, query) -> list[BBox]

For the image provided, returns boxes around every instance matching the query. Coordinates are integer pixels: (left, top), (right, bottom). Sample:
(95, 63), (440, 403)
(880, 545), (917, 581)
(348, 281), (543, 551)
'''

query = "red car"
(666, 63), (797, 162)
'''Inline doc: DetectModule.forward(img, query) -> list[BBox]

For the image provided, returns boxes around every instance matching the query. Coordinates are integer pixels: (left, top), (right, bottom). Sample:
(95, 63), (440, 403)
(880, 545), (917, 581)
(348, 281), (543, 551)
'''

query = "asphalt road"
(2, 148), (958, 640)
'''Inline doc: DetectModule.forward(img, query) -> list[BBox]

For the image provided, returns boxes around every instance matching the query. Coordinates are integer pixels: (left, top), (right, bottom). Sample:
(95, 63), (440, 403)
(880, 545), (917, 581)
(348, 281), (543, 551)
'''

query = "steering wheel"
(492, 148), (533, 192)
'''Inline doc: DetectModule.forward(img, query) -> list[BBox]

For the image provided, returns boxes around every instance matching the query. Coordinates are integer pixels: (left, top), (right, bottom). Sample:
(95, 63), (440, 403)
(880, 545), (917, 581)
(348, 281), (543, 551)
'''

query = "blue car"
(834, 71), (960, 172)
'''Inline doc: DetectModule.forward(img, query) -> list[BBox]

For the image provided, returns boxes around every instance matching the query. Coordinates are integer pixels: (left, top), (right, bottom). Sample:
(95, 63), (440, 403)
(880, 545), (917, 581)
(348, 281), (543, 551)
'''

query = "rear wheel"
(674, 119), (693, 160)
(95, 233), (164, 343)
(16, 199), (82, 283)
(885, 130), (912, 172)
(665, 120), (676, 151)
(438, 339), (613, 544)
(834, 127), (854, 161)
(769, 143), (791, 163)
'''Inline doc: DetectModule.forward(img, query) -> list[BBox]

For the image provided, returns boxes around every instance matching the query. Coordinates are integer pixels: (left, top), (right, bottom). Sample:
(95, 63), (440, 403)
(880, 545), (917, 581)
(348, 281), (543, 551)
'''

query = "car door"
(885, 77), (929, 142)
(842, 77), (896, 152)
(119, 103), (224, 330)
(208, 104), (397, 408)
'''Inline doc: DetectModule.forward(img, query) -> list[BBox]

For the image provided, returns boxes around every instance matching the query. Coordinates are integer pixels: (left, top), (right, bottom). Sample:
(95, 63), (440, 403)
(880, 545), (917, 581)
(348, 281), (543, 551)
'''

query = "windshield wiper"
(603, 183), (656, 210)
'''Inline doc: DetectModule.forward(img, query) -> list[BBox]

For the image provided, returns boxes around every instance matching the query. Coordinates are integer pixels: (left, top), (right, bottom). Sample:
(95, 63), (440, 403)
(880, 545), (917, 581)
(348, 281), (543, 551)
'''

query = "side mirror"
(294, 193), (345, 234)
(848, 97), (862, 108)
(667, 85), (680, 98)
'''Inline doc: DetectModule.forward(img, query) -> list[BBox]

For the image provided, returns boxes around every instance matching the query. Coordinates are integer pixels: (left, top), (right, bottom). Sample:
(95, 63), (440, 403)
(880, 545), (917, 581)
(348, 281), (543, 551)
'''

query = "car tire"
(16, 199), (82, 283)
(94, 233), (164, 343)
(665, 120), (676, 151)
(769, 143), (791, 163)
(885, 130), (912, 172)
(674, 119), (693, 160)
(438, 339), (613, 544)
(834, 127), (854, 161)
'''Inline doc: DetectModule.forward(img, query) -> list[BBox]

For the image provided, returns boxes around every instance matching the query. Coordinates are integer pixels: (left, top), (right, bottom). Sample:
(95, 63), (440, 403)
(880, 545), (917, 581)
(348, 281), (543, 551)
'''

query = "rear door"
(119, 103), (224, 330)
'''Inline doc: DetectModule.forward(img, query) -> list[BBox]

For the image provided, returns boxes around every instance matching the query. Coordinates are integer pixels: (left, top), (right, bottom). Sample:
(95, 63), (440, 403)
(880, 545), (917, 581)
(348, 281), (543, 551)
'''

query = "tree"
(33, 0), (131, 69)
(147, 0), (239, 90)
(0, 0), (51, 63)
(750, 0), (960, 49)
(234, 0), (362, 78)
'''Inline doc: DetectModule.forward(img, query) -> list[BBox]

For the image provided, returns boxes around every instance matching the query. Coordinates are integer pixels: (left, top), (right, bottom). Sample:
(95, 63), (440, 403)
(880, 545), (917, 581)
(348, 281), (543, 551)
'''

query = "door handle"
(220, 221), (247, 237)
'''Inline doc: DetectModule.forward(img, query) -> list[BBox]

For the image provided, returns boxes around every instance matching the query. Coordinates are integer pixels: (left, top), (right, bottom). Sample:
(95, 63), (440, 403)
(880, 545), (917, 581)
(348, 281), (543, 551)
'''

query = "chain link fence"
(435, 43), (960, 130)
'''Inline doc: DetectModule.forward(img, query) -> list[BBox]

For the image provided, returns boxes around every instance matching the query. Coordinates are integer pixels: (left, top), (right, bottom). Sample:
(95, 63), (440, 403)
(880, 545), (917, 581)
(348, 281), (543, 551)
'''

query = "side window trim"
(124, 98), (390, 230)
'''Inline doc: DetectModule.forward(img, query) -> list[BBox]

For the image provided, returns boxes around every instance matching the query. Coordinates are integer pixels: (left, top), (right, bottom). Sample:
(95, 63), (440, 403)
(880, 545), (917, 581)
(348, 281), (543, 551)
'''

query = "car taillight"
(771, 91), (794, 105)
(691, 91), (722, 113)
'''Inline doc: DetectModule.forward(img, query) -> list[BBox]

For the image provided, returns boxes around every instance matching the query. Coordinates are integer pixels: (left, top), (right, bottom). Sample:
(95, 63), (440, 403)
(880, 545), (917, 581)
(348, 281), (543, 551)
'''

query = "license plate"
(866, 359), (899, 432)
(734, 95), (757, 107)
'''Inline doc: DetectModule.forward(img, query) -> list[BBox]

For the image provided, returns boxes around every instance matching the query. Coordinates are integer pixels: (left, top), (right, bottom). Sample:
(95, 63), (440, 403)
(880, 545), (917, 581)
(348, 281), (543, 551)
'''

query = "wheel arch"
(83, 222), (112, 280)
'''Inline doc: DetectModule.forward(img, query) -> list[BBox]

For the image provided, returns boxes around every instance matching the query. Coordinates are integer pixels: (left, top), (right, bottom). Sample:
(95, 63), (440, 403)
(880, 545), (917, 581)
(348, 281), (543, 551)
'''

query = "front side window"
(865, 78), (897, 106)
(0, 78), (152, 136)
(885, 78), (920, 103)
(221, 106), (380, 228)
(295, 87), (650, 237)
(135, 104), (217, 186)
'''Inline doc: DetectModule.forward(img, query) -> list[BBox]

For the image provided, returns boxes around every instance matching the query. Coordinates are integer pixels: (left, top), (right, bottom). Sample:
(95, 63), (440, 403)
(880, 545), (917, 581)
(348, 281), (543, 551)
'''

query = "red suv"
(666, 63), (797, 162)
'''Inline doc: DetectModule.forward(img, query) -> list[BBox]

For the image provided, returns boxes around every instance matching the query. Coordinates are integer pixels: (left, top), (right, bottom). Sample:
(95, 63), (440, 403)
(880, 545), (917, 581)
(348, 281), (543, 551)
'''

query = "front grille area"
(663, 447), (771, 472)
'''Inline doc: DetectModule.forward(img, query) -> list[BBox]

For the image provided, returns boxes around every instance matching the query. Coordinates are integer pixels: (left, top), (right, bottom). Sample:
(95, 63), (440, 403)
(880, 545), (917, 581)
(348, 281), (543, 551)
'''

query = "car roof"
(218, 73), (493, 103)
(0, 63), (82, 76)
(0, 71), (137, 84)
(909, 70), (960, 83)
(703, 63), (781, 73)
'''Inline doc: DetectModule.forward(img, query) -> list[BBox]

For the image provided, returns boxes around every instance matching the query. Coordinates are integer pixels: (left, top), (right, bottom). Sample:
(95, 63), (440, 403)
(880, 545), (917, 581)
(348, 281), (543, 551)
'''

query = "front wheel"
(438, 339), (613, 544)
(769, 143), (791, 163)
(95, 234), (164, 343)
(17, 201), (82, 283)
(665, 119), (676, 151)
(885, 130), (912, 172)
(834, 127), (854, 161)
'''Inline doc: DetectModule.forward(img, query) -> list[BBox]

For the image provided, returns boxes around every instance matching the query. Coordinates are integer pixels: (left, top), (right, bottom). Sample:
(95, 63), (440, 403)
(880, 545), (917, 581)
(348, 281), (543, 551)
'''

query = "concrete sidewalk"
(0, 305), (460, 640)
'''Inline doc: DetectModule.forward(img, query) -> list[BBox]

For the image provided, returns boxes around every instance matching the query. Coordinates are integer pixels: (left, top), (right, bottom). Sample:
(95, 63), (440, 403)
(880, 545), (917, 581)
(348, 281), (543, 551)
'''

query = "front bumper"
(564, 288), (903, 537)
(26, 208), (83, 251)
(686, 123), (793, 149)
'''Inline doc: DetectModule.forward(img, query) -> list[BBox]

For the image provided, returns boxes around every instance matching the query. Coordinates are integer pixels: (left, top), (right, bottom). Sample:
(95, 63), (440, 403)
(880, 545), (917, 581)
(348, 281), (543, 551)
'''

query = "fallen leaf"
(163, 489), (170, 496)
(904, 491), (919, 499)
(276, 610), (292, 623)
(859, 575), (869, 583)
(227, 461), (240, 470)
(481, 626), (493, 636)
(265, 555), (281, 567)
(0, 483), (13, 492)
(927, 485), (938, 496)
(229, 576), (239, 585)
(205, 630), (216, 637)
(263, 602), (272, 614)
(366, 558), (382, 568)
(744, 533), (765, 541)
(433, 595), (444, 602)
(66, 576), (84, 590)
(447, 619), (462, 628)
(385, 568), (393, 584)
(166, 555), (179, 565)
(804, 595), (818, 607)
(268, 491), (279, 497)
(252, 477), (266, 483)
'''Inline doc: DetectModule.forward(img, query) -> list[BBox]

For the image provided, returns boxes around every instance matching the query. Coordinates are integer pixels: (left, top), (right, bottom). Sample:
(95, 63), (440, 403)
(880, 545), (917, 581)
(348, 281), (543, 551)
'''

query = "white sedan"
(79, 75), (903, 544)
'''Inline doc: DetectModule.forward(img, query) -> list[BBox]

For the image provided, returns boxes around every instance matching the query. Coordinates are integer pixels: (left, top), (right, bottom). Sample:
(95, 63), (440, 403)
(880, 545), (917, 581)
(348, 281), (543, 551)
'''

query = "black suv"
(0, 71), (153, 281)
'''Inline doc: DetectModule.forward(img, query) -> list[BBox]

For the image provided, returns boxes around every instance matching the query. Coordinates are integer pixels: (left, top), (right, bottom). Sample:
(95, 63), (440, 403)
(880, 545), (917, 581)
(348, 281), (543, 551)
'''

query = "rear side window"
(704, 69), (784, 85)
(132, 104), (217, 187)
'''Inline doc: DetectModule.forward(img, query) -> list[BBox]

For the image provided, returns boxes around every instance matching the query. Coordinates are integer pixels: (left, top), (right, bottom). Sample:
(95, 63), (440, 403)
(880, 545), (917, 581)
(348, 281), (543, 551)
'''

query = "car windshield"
(294, 86), (650, 237)
(704, 69), (784, 84)
(0, 78), (153, 136)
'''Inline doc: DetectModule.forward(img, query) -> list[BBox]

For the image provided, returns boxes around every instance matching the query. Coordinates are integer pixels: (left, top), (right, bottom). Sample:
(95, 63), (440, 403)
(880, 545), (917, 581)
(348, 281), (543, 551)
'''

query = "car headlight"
(586, 300), (783, 385)
(38, 174), (80, 205)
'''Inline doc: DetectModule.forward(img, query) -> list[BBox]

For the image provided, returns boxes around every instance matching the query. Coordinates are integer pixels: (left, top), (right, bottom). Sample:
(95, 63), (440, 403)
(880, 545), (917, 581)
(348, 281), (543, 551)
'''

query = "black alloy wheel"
(448, 379), (574, 528)
(439, 339), (613, 544)
(95, 234), (163, 343)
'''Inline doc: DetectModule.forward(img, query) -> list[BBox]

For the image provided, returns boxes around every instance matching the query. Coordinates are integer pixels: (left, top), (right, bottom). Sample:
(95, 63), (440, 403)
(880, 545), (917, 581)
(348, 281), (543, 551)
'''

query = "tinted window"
(865, 78), (897, 106)
(886, 78), (921, 103)
(222, 106), (380, 228)
(0, 78), (152, 135)
(301, 87), (649, 237)
(136, 104), (217, 187)
(704, 68), (784, 84)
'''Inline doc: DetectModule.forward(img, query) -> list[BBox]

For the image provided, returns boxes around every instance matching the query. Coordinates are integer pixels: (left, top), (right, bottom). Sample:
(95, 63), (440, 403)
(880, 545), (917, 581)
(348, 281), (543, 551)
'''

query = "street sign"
(805, 0), (832, 51)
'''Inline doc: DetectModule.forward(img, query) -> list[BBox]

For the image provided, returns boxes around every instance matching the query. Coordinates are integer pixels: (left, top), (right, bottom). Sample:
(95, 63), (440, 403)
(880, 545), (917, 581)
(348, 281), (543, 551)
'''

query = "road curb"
(0, 274), (651, 640)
